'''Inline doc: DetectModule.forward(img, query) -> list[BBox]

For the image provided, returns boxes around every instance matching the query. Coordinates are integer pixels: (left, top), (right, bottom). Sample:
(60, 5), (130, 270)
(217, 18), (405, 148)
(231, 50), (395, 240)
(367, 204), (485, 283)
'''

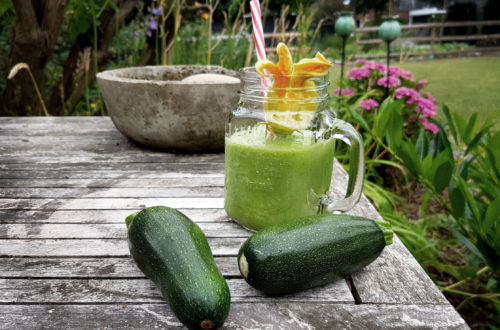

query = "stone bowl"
(96, 65), (240, 151)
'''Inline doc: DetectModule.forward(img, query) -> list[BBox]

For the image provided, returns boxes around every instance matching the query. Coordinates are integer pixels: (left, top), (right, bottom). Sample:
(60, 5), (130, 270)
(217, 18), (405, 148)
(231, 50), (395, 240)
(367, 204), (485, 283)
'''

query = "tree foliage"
(1, 0), (178, 116)
(351, 0), (388, 22)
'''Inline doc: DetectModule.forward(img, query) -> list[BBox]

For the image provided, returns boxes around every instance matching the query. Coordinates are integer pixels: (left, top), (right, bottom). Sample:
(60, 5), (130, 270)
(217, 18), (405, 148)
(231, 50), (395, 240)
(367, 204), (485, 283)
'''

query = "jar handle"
(324, 118), (364, 212)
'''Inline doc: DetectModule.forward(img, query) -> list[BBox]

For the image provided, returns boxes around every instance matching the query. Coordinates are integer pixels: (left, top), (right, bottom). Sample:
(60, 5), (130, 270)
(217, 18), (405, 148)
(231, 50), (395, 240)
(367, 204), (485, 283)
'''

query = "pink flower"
(395, 87), (415, 98)
(359, 99), (379, 110)
(388, 66), (400, 76)
(416, 80), (427, 90)
(408, 117), (417, 123)
(375, 63), (387, 71)
(395, 87), (420, 104)
(364, 61), (386, 72)
(416, 107), (437, 118)
(333, 88), (354, 96)
(399, 70), (414, 80)
(422, 92), (434, 101)
(420, 117), (439, 134)
(355, 59), (369, 65)
(377, 76), (401, 88)
(417, 97), (437, 118)
(347, 67), (371, 80)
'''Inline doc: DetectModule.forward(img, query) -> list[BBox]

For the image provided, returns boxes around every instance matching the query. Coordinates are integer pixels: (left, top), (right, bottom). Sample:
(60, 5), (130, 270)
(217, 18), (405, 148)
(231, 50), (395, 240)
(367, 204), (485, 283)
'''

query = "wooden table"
(0, 117), (468, 329)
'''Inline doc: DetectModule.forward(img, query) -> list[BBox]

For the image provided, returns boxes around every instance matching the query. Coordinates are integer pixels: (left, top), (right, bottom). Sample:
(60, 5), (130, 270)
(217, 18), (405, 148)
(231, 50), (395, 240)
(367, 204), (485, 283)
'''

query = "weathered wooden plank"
(0, 144), (219, 156)
(0, 116), (113, 124)
(0, 134), (124, 142)
(0, 187), (224, 198)
(0, 155), (217, 164)
(0, 177), (225, 188)
(0, 155), (223, 164)
(0, 222), (251, 239)
(0, 257), (241, 278)
(0, 197), (224, 210)
(0, 142), (223, 153)
(0, 127), (118, 136)
(0, 159), (224, 171)
(331, 165), (451, 305)
(0, 303), (468, 329)
(0, 209), (230, 223)
(326, 164), (451, 305)
(331, 171), (450, 305)
(327, 167), (451, 305)
(0, 278), (354, 303)
(351, 237), (449, 305)
(0, 168), (224, 179)
(0, 117), (468, 328)
(0, 130), (121, 138)
(0, 118), (115, 135)
(0, 140), (140, 151)
(0, 150), (224, 164)
(0, 238), (244, 257)
(0, 145), (171, 155)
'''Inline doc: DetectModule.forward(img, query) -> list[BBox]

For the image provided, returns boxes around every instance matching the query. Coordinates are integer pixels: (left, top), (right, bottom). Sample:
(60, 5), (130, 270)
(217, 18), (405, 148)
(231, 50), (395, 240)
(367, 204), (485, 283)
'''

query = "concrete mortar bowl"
(96, 65), (240, 151)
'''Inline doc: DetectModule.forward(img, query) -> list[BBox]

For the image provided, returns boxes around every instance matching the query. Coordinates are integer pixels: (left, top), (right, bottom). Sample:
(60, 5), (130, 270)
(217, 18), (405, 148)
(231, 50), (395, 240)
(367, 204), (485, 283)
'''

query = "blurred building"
(393, 0), (489, 22)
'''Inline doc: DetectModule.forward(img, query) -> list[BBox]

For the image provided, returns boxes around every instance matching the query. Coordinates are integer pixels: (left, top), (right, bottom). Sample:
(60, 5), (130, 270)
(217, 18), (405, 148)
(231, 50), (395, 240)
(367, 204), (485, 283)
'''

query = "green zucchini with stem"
(126, 206), (230, 329)
(238, 213), (393, 295)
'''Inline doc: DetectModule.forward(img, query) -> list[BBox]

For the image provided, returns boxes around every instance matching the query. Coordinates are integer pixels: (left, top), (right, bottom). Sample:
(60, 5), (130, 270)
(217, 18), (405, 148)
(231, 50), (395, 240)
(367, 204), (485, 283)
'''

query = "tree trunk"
(47, 0), (140, 115)
(3, 0), (68, 116)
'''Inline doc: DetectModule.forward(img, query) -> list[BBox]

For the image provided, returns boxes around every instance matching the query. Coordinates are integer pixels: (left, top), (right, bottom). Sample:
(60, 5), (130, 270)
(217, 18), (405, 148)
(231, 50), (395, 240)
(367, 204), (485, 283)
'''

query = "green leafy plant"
(335, 93), (500, 325)
(395, 106), (500, 278)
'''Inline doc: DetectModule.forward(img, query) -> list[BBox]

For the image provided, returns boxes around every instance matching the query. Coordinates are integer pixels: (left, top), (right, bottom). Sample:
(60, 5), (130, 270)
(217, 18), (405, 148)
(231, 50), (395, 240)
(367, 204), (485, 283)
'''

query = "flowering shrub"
(145, 5), (162, 38)
(336, 59), (439, 134)
(359, 99), (379, 110)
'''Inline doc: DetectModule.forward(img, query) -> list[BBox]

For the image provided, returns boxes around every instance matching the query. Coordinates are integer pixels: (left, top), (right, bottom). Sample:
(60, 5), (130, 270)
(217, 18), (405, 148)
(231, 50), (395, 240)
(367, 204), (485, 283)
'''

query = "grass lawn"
(332, 56), (500, 130)
(400, 57), (500, 129)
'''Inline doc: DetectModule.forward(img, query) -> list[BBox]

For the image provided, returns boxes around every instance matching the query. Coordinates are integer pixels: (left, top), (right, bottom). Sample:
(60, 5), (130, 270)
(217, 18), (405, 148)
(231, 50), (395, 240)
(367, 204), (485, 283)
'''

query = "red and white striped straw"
(250, 0), (266, 61)
(249, 0), (269, 88)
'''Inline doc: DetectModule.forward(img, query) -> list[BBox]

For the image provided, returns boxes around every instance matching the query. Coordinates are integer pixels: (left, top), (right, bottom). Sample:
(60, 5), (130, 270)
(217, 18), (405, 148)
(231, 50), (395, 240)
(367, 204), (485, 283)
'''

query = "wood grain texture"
(0, 222), (252, 238)
(0, 257), (241, 277)
(0, 117), (468, 329)
(1, 160), (224, 171)
(0, 134), (124, 143)
(0, 155), (225, 164)
(0, 303), (468, 330)
(0, 238), (244, 257)
(0, 117), (117, 135)
(0, 187), (225, 198)
(0, 209), (230, 223)
(1, 159), (225, 171)
(0, 177), (225, 188)
(0, 169), (224, 179)
(0, 278), (354, 303)
(351, 238), (449, 305)
(0, 197), (224, 210)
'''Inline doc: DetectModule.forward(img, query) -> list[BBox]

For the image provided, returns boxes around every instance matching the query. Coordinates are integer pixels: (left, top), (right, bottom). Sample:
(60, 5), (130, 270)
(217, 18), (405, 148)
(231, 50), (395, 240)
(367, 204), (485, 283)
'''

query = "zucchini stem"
(376, 220), (393, 245)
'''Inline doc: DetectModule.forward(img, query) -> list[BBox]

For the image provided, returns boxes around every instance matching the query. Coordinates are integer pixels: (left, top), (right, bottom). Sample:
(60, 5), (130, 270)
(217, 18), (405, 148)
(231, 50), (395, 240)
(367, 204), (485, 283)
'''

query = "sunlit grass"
(330, 56), (500, 130)
(401, 57), (500, 130)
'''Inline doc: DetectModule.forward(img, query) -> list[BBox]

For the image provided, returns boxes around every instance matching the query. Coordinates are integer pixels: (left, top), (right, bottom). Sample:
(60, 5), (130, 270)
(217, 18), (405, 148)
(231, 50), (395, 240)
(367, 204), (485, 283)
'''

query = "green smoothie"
(224, 126), (336, 231)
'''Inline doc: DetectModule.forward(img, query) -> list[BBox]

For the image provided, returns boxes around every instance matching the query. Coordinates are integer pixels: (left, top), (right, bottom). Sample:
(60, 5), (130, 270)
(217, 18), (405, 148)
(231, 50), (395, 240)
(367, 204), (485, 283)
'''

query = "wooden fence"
(263, 32), (300, 54)
(355, 20), (500, 59)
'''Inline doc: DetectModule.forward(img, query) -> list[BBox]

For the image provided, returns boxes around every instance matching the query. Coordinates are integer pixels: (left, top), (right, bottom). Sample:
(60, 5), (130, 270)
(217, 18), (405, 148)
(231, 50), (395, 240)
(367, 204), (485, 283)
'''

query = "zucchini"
(126, 206), (230, 329)
(238, 213), (393, 295)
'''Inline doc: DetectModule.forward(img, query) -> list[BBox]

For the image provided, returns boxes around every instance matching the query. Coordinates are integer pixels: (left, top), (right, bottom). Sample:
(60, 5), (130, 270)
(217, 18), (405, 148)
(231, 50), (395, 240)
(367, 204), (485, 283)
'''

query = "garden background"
(0, 0), (499, 328)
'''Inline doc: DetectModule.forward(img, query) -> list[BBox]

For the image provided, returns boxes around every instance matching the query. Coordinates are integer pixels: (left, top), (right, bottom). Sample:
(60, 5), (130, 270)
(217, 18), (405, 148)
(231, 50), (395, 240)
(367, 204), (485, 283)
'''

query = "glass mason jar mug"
(224, 68), (364, 231)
